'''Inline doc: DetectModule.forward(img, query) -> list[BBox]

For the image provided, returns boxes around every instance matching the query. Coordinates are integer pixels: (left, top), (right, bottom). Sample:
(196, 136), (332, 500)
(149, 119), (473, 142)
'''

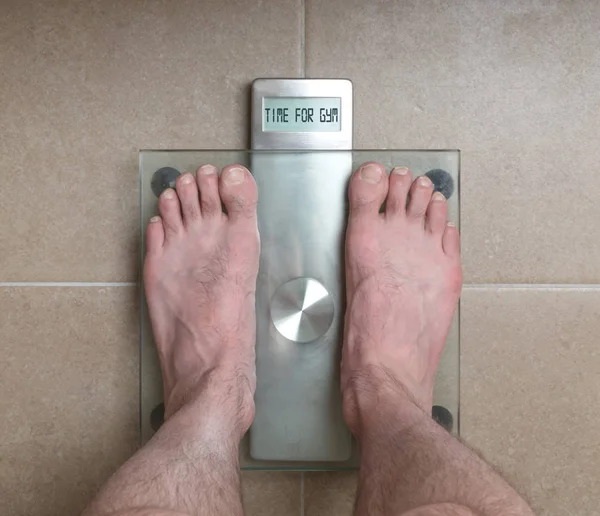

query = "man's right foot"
(144, 164), (260, 439)
(341, 162), (462, 435)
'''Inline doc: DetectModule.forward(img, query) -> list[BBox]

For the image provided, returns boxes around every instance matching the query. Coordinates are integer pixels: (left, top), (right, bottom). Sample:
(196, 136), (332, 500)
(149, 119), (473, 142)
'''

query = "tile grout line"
(300, 0), (306, 77)
(300, 472), (305, 516)
(0, 282), (138, 287)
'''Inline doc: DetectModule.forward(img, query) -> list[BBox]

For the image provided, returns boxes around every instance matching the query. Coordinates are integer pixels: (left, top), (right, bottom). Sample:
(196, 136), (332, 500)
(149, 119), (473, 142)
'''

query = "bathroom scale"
(139, 79), (460, 470)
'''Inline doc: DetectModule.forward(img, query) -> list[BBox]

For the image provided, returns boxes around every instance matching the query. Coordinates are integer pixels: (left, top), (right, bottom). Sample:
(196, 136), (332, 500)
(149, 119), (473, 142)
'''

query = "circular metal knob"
(270, 278), (335, 343)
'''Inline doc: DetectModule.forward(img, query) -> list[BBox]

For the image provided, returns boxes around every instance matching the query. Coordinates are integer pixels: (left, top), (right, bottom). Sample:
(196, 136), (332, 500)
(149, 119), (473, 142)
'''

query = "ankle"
(155, 404), (244, 463)
(342, 365), (428, 438)
(165, 371), (255, 440)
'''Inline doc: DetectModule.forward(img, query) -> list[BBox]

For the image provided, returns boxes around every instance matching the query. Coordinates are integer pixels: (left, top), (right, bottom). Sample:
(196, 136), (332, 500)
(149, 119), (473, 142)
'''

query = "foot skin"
(342, 162), (462, 435)
(144, 164), (259, 438)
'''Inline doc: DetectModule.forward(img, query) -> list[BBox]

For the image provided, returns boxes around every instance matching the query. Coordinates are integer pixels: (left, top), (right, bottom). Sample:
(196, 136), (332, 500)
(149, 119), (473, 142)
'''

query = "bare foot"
(342, 162), (462, 434)
(144, 164), (259, 437)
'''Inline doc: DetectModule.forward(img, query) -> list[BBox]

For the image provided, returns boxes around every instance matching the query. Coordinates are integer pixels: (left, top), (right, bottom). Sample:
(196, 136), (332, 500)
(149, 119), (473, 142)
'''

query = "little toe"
(158, 188), (183, 237)
(425, 191), (448, 235)
(348, 162), (389, 219)
(442, 222), (461, 258)
(196, 164), (222, 218)
(145, 215), (165, 254)
(219, 165), (258, 222)
(175, 173), (201, 226)
(385, 167), (413, 218)
(406, 175), (434, 222)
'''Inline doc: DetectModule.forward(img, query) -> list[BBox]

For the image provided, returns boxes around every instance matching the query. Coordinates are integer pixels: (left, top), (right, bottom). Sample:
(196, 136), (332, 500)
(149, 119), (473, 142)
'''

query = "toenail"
(180, 173), (193, 185)
(199, 164), (217, 175)
(418, 176), (432, 187)
(359, 164), (382, 184)
(162, 189), (175, 200)
(447, 221), (456, 227)
(392, 167), (409, 175)
(224, 167), (246, 185)
(432, 191), (446, 202)
(149, 216), (161, 223)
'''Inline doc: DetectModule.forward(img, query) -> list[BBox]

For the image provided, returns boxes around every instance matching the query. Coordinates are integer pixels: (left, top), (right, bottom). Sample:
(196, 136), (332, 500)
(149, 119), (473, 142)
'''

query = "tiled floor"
(1, 0), (599, 515)
(460, 288), (600, 515)
(0, 287), (139, 515)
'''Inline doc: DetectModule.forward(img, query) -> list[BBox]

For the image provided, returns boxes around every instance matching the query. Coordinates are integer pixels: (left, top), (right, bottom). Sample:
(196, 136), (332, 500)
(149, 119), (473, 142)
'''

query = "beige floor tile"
(0, 0), (301, 282)
(306, 0), (600, 282)
(0, 433), (135, 516)
(241, 471), (301, 516)
(460, 149), (600, 283)
(0, 287), (138, 514)
(461, 287), (600, 516)
(304, 471), (357, 516)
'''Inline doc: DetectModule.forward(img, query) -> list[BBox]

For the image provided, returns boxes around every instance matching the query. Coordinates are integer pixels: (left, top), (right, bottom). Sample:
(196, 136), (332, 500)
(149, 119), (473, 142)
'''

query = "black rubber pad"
(432, 405), (454, 432)
(150, 402), (165, 432)
(425, 169), (454, 199)
(151, 167), (181, 198)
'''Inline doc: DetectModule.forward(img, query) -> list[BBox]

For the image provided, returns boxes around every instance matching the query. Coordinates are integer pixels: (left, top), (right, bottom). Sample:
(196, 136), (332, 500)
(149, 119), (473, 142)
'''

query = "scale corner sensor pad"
(139, 78), (460, 470)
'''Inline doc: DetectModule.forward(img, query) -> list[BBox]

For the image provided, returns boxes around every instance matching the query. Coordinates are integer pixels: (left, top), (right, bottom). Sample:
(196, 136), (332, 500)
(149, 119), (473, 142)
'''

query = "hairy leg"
(343, 163), (533, 516)
(83, 165), (259, 516)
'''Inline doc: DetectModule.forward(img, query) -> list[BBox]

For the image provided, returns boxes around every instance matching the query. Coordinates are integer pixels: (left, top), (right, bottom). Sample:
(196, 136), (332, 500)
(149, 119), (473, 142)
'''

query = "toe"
(406, 175), (434, 221)
(175, 173), (201, 226)
(145, 215), (165, 254)
(442, 222), (460, 257)
(385, 167), (413, 218)
(348, 162), (388, 218)
(425, 191), (448, 235)
(158, 188), (183, 237)
(196, 164), (222, 218)
(219, 165), (258, 221)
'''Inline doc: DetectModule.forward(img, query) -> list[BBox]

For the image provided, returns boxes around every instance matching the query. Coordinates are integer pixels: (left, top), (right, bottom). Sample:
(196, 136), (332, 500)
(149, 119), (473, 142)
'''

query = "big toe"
(219, 165), (258, 222)
(348, 162), (388, 218)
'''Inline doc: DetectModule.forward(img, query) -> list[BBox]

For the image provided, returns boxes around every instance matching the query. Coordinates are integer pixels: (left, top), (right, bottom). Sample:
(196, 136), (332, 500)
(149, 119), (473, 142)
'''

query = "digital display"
(263, 97), (341, 132)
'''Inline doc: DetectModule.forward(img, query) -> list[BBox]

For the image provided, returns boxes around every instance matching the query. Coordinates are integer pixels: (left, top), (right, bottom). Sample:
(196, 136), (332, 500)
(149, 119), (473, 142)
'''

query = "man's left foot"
(341, 162), (462, 435)
(143, 165), (260, 438)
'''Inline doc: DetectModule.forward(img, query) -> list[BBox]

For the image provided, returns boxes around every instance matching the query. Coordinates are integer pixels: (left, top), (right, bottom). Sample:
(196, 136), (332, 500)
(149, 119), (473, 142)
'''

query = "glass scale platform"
(140, 149), (460, 471)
